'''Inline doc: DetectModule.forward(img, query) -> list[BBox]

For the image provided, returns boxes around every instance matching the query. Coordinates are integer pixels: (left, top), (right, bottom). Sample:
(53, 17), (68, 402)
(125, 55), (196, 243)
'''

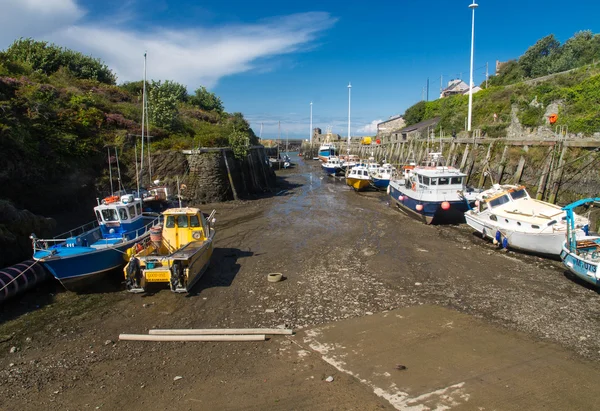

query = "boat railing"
(55, 220), (100, 240)
(122, 214), (162, 241)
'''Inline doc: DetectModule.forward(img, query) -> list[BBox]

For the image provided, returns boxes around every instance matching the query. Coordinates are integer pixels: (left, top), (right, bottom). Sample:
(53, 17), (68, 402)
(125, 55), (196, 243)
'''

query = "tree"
(148, 80), (180, 129)
(3, 38), (116, 84)
(189, 86), (224, 112)
(518, 34), (561, 78)
(403, 101), (427, 126)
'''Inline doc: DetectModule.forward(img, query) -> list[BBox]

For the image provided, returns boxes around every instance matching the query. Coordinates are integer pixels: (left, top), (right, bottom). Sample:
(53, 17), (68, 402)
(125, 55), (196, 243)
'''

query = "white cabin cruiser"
(465, 184), (589, 256)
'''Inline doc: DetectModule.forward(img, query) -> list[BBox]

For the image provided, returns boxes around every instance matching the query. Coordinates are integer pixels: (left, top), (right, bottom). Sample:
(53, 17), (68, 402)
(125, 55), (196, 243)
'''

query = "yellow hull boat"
(124, 207), (216, 293)
(346, 177), (371, 191)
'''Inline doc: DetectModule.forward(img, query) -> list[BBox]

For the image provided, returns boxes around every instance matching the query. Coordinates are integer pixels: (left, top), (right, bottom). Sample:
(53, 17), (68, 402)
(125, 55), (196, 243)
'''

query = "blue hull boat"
(371, 177), (390, 189)
(32, 194), (160, 291)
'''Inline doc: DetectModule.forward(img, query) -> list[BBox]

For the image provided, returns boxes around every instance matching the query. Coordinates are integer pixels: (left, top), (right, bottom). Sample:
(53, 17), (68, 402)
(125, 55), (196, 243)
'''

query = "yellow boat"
(123, 207), (216, 293)
(345, 165), (371, 191)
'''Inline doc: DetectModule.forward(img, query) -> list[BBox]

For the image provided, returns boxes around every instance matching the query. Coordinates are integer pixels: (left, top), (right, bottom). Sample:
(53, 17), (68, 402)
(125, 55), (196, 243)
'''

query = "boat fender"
(502, 237), (509, 249)
(387, 185), (391, 195)
(495, 230), (502, 243)
(412, 182), (416, 191)
(584, 224), (590, 236)
(481, 228), (486, 239)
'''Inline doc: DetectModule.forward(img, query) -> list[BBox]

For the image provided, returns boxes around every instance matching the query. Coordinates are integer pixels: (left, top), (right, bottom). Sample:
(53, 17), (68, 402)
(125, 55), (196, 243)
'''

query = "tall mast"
(144, 52), (152, 184)
(278, 121), (281, 158)
(134, 141), (140, 198)
(347, 82), (352, 156)
(107, 147), (114, 196)
(140, 52), (146, 187)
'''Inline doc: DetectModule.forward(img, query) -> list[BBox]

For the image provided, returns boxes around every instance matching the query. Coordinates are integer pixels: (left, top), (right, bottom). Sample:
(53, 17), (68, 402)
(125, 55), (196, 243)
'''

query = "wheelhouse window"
(422, 176), (430, 185)
(101, 208), (118, 222)
(166, 216), (175, 228)
(450, 177), (463, 185)
(438, 177), (449, 185)
(489, 195), (510, 208)
(95, 210), (102, 223)
(190, 215), (200, 228)
(135, 203), (142, 215)
(118, 208), (128, 221)
(430, 178), (438, 186)
(177, 215), (188, 228)
(128, 205), (136, 218)
(510, 189), (528, 201)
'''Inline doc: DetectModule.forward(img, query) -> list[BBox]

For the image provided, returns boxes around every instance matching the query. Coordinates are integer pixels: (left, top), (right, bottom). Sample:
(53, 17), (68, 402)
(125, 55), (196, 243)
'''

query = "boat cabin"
(94, 195), (145, 239)
(162, 208), (209, 250)
(476, 186), (530, 213)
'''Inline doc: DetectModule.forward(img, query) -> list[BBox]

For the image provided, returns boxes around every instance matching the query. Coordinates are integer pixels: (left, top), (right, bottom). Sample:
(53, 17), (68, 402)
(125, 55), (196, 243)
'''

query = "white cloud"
(0, 0), (84, 47)
(357, 119), (383, 134)
(0, 1), (336, 89)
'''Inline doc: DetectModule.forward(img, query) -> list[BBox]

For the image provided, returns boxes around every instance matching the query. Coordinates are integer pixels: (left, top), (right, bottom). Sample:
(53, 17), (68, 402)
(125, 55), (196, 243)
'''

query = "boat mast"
(140, 52), (146, 188)
(278, 121), (281, 159)
(107, 147), (114, 196)
(144, 52), (153, 185)
(134, 141), (140, 198)
(115, 147), (124, 192)
(347, 82), (351, 158)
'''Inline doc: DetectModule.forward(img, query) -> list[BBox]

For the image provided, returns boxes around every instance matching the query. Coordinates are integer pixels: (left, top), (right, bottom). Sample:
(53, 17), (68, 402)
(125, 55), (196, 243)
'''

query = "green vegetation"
(402, 31), (600, 137)
(0, 39), (258, 213)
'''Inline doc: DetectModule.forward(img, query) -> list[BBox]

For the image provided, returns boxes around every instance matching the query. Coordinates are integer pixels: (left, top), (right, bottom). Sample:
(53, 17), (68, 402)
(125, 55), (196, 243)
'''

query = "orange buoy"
(549, 113), (558, 124)
(441, 201), (450, 210)
(416, 204), (424, 212)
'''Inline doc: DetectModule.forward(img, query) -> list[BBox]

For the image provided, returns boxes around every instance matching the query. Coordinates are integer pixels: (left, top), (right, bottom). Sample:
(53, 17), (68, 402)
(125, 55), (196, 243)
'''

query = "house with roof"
(376, 115), (406, 144)
(440, 79), (469, 98)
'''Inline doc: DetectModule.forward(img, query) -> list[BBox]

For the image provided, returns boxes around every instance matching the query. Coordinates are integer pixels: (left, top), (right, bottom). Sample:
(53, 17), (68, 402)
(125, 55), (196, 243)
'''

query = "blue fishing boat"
(370, 163), (395, 189)
(388, 153), (478, 224)
(560, 197), (600, 287)
(31, 194), (160, 290)
(322, 156), (343, 176)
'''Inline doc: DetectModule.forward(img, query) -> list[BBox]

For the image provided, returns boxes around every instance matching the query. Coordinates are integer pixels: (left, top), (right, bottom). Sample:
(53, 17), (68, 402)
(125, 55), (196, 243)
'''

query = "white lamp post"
(309, 102), (313, 144)
(347, 82), (352, 155)
(467, 0), (478, 133)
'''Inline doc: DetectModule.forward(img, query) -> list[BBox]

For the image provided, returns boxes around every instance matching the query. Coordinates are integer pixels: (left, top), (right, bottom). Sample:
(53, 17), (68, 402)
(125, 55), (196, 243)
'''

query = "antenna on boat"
(176, 176), (182, 208)
(140, 52), (146, 189)
(134, 141), (140, 199)
(278, 121), (281, 159)
(115, 147), (124, 192)
(347, 82), (352, 158)
(107, 147), (114, 196)
(259, 122), (263, 139)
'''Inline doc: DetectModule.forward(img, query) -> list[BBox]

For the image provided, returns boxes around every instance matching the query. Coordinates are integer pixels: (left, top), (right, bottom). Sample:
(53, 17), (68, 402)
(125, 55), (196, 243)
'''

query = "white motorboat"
(465, 184), (589, 256)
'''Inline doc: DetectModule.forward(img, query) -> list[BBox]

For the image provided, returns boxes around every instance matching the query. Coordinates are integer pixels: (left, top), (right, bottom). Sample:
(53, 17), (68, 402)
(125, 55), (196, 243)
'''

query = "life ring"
(104, 195), (119, 204)
(135, 243), (144, 253)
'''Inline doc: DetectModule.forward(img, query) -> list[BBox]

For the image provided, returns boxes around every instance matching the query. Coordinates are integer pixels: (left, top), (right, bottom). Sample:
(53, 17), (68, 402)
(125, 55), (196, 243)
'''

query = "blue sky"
(2, 0), (600, 139)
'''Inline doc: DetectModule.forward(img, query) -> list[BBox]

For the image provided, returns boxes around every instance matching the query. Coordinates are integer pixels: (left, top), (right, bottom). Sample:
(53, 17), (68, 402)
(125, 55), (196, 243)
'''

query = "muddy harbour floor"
(2, 156), (600, 410)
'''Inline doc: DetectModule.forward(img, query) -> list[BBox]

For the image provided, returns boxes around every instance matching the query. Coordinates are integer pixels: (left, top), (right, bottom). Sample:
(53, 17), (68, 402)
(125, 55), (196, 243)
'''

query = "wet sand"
(1, 156), (600, 410)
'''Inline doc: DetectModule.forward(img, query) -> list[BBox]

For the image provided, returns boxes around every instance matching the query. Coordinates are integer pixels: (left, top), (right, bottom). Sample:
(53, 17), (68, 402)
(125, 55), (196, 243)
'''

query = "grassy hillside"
(403, 31), (600, 138)
(0, 39), (257, 214)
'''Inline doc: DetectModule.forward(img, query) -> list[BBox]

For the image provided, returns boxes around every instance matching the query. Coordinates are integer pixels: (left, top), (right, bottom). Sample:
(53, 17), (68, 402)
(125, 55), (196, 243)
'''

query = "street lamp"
(467, 0), (478, 133)
(309, 102), (313, 144)
(347, 82), (352, 155)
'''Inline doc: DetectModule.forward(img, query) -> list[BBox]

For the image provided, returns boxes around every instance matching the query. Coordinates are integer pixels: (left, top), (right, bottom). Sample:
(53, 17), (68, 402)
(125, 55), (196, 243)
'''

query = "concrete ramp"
(299, 305), (599, 410)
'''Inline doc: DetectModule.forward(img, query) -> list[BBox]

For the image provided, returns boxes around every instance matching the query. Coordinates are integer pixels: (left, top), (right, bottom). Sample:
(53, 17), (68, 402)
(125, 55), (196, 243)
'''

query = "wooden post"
(514, 155), (526, 184)
(535, 147), (554, 200)
(478, 142), (494, 188)
(222, 150), (239, 201)
(548, 144), (568, 204)
(496, 145), (508, 185)
(460, 144), (470, 170)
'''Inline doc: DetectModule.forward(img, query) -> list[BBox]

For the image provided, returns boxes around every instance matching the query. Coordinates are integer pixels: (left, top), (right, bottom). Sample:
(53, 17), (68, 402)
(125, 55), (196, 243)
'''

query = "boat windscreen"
(489, 195), (510, 208)
(510, 189), (528, 200)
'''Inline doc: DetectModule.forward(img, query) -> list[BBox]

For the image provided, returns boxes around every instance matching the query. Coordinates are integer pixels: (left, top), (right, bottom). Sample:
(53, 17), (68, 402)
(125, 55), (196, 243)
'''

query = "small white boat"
(370, 163), (396, 189)
(561, 198), (600, 286)
(346, 165), (371, 191)
(465, 184), (589, 255)
(321, 156), (343, 176)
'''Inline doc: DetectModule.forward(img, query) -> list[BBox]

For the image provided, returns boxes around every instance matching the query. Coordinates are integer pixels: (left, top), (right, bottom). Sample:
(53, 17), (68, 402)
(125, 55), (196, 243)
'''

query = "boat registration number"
(145, 271), (170, 282)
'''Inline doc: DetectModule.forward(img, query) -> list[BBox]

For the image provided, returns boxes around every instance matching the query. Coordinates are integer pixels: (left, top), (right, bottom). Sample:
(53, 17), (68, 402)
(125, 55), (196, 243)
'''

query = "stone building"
(312, 127), (342, 144)
(440, 79), (469, 98)
(376, 116), (406, 144)
(395, 117), (441, 141)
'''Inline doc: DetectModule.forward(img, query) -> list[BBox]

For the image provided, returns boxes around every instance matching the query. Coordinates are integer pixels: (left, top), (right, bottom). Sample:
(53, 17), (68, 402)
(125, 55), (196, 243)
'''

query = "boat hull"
(560, 242), (600, 286)
(346, 177), (370, 191)
(465, 212), (575, 256)
(389, 183), (470, 224)
(371, 177), (390, 189)
(37, 241), (133, 291)
(322, 165), (341, 176)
